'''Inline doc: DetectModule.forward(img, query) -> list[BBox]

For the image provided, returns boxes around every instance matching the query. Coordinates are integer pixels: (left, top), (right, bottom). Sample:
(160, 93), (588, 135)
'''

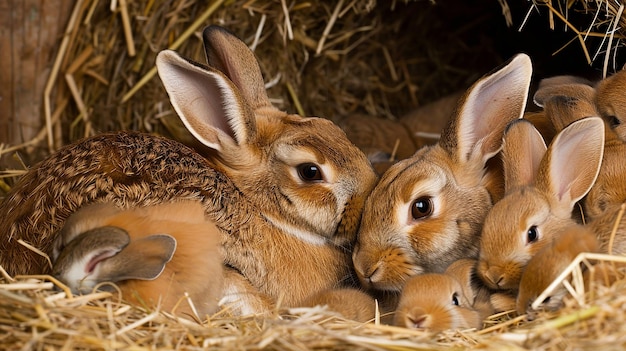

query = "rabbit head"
(477, 117), (605, 291)
(516, 224), (599, 315)
(156, 26), (378, 249)
(394, 259), (489, 332)
(352, 54), (532, 293)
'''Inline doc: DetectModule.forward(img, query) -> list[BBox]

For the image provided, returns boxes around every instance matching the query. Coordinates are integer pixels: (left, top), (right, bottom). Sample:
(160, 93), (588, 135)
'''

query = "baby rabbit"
(533, 74), (626, 222)
(394, 259), (494, 332)
(516, 224), (600, 315)
(0, 26), (377, 314)
(353, 54), (533, 296)
(52, 200), (223, 317)
(477, 117), (605, 291)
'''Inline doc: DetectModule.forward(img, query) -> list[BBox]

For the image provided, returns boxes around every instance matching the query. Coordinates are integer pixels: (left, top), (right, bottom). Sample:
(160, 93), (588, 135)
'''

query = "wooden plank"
(0, 0), (75, 150)
(0, 0), (14, 146)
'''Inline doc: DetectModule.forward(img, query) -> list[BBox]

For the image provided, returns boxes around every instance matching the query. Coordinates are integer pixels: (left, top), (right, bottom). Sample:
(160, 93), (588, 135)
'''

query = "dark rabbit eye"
(297, 163), (323, 182)
(609, 116), (621, 128)
(452, 293), (459, 306)
(411, 196), (433, 220)
(527, 225), (539, 244)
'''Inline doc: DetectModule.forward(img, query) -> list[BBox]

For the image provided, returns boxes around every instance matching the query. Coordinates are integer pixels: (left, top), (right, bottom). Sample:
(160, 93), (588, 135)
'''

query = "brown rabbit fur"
(52, 200), (223, 317)
(595, 69), (626, 141)
(352, 54), (533, 302)
(533, 75), (626, 222)
(301, 288), (377, 323)
(393, 259), (495, 332)
(338, 92), (462, 175)
(0, 26), (377, 314)
(338, 114), (418, 175)
(516, 224), (600, 315)
(477, 118), (605, 291)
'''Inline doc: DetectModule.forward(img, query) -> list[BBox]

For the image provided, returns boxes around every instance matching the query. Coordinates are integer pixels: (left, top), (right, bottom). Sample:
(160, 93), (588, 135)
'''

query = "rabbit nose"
(480, 265), (506, 289)
(406, 310), (430, 329)
(359, 266), (379, 286)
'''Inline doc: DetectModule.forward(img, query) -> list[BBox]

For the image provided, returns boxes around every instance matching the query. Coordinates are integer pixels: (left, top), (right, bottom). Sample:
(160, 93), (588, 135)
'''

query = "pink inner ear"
(86, 250), (118, 274)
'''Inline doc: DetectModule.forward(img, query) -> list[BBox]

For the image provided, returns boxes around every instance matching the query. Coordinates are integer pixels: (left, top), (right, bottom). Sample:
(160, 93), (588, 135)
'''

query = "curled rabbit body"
(394, 259), (494, 332)
(477, 117), (605, 291)
(52, 200), (223, 317)
(352, 54), (533, 297)
(0, 26), (377, 314)
(516, 224), (600, 315)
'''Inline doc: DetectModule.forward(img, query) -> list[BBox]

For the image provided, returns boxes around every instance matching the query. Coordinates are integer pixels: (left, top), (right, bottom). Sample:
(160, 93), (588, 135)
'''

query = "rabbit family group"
(1, 25), (625, 333)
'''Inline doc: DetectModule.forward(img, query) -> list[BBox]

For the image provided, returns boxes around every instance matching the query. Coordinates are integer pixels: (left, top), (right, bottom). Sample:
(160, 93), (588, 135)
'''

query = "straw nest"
(2, 0), (626, 350)
(2, 251), (626, 350)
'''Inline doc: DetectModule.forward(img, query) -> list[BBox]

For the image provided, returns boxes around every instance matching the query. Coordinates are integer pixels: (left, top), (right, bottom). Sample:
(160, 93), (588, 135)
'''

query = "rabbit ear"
(202, 25), (271, 110)
(97, 234), (177, 282)
(53, 226), (130, 281)
(501, 119), (547, 192)
(536, 117), (605, 215)
(156, 49), (256, 152)
(439, 54), (532, 165)
(534, 84), (597, 131)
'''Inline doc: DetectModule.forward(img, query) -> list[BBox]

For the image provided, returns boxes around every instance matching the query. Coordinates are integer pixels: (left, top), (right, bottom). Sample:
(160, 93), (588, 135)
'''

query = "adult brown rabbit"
(352, 54), (533, 298)
(0, 26), (377, 314)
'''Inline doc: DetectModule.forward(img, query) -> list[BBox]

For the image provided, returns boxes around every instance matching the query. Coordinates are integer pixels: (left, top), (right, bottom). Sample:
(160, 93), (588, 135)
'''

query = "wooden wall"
(0, 0), (75, 147)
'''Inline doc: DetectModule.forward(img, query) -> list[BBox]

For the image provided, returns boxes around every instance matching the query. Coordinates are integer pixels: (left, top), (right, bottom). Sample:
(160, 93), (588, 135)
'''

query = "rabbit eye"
(452, 293), (459, 306)
(527, 225), (539, 244)
(542, 296), (551, 304)
(609, 116), (621, 128)
(411, 196), (433, 220)
(297, 163), (323, 182)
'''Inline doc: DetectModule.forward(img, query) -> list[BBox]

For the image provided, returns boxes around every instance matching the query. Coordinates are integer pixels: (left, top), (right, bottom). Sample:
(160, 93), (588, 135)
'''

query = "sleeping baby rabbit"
(52, 200), (223, 318)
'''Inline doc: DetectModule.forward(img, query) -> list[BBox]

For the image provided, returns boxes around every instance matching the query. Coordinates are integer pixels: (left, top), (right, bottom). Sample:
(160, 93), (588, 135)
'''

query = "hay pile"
(2, 254), (626, 350)
(2, 0), (626, 350)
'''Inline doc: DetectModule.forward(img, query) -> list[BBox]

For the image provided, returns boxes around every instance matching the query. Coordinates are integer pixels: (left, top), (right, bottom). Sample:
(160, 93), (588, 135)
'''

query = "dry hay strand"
(517, 0), (626, 76)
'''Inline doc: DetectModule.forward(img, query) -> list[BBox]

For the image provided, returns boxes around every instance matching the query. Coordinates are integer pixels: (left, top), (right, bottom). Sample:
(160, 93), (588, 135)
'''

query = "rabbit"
(533, 69), (626, 140)
(338, 91), (463, 175)
(533, 75), (626, 221)
(393, 259), (495, 332)
(51, 200), (223, 317)
(477, 117), (605, 291)
(515, 223), (604, 315)
(301, 287), (377, 323)
(0, 25), (378, 315)
(338, 114), (418, 175)
(399, 90), (464, 149)
(594, 69), (626, 141)
(352, 54), (533, 299)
